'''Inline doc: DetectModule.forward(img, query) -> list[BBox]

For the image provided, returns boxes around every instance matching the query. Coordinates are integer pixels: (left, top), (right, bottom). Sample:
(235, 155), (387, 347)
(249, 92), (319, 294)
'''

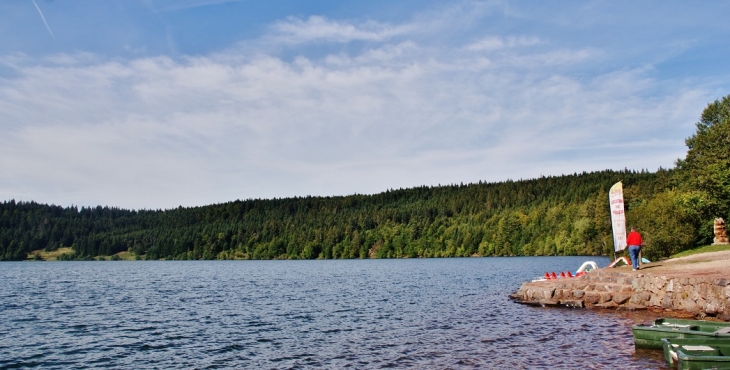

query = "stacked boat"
(632, 318), (730, 369)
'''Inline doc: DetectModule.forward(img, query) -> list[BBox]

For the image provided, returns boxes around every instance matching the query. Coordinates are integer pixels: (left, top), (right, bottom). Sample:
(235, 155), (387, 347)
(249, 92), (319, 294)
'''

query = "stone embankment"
(509, 250), (730, 321)
(509, 271), (730, 320)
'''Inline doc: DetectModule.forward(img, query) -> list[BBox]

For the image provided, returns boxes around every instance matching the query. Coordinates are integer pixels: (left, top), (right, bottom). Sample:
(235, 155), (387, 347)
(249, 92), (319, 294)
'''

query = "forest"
(1, 95), (728, 262)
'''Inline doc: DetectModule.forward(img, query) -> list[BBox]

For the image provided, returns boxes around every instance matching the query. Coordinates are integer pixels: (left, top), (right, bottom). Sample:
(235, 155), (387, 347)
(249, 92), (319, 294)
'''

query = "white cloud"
(464, 36), (541, 51)
(269, 16), (413, 44)
(0, 9), (718, 209)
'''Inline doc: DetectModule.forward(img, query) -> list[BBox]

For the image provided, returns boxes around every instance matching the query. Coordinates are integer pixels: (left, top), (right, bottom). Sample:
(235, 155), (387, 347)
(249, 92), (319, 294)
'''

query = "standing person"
(626, 227), (643, 271)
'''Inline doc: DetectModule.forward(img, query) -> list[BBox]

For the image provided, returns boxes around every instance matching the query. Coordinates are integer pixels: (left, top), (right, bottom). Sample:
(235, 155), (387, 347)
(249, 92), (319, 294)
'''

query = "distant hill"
(1, 169), (671, 261)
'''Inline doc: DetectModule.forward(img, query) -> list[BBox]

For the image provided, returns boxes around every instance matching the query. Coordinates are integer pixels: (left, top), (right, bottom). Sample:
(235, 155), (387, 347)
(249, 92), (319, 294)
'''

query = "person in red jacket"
(626, 227), (643, 271)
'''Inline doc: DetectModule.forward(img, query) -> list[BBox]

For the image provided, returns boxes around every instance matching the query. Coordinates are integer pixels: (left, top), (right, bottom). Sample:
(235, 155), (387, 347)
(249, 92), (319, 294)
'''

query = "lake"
(0, 257), (668, 369)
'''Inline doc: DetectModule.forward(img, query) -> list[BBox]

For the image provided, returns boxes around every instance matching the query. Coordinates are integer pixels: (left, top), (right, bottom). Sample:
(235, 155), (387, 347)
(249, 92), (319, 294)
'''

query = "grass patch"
(114, 251), (140, 260)
(671, 244), (730, 259)
(27, 247), (74, 261)
(26, 248), (142, 261)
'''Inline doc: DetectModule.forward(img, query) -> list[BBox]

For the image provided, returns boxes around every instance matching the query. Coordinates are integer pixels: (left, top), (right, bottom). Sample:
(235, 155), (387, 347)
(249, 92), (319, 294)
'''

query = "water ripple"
(0, 257), (668, 369)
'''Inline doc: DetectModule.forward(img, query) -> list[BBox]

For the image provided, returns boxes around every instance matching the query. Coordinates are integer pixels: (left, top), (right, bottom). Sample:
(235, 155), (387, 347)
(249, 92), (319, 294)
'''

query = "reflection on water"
(0, 257), (669, 368)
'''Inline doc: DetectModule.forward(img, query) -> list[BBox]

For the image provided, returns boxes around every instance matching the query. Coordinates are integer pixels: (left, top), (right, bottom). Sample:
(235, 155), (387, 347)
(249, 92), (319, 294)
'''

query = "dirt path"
(612, 250), (730, 278)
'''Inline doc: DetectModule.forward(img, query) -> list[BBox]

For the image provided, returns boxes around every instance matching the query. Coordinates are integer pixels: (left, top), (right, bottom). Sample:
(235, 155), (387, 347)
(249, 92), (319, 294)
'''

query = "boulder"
(697, 283), (709, 298)
(649, 292), (664, 307)
(682, 298), (700, 314)
(696, 298), (707, 311)
(653, 277), (667, 291)
(629, 294), (645, 305)
(704, 300), (721, 315)
(661, 295), (673, 309)
(640, 291), (651, 302)
(594, 301), (619, 309)
(598, 292), (613, 303)
(612, 292), (631, 304)
(584, 292), (601, 304)
(538, 299), (560, 306)
(666, 280), (676, 292)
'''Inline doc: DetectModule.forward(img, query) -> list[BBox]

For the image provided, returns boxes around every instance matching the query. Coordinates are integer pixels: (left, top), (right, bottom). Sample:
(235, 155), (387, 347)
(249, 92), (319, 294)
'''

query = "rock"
(667, 280), (675, 292)
(594, 301), (619, 309)
(696, 298), (707, 312)
(713, 285), (725, 298)
(682, 298), (700, 314)
(629, 293), (645, 305)
(719, 312), (730, 322)
(704, 301), (721, 315)
(661, 295), (673, 309)
(516, 300), (542, 306)
(694, 283), (707, 299)
(612, 292), (631, 304)
(562, 289), (574, 299)
(691, 290), (702, 302)
(560, 300), (584, 308)
(649, 292), (664, 307)
(534, 287), (555, 300)
(572, 290), (585, 298)
(538, 299), (560, 306)
(599, 292), (613, 303)
(640, 291), (651, 302)
(584, 292), (601, 304)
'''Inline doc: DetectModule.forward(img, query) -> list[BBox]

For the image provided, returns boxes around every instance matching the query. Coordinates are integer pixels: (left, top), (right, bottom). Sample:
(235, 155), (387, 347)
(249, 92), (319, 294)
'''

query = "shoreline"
(509, 250), (730, 321)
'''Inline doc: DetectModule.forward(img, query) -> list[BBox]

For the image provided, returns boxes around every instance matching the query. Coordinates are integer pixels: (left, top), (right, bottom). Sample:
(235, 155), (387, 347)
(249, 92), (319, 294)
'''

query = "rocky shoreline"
(509, 250), (730, 321)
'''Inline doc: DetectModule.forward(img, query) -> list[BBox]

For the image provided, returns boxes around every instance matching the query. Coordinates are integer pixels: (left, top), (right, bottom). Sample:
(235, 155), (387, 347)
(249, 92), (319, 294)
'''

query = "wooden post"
(638, 249), (642, 267)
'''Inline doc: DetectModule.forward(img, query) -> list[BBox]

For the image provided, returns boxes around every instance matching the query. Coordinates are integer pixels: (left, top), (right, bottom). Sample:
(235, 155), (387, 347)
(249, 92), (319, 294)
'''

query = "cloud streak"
(269, 16), (414, 44)
(31, 0), (55, 39)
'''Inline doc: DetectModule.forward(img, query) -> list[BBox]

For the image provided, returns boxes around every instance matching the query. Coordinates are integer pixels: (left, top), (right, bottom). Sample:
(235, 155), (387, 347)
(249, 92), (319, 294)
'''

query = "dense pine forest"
(2, 95), (728, 262)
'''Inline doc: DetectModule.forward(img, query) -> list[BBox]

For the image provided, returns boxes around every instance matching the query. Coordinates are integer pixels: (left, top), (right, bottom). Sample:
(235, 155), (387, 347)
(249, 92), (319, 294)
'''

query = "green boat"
(661, 337), (730, 368)
(632, 318), (730, 349)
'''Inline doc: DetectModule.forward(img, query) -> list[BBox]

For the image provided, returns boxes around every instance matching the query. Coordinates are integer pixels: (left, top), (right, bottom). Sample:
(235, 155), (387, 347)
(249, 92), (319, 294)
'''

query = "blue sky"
(1, 0), (729, 209)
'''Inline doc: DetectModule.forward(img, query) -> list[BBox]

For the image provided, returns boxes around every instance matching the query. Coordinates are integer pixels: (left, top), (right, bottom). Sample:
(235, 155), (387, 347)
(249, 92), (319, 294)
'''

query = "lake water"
(0, 257), (669, 369)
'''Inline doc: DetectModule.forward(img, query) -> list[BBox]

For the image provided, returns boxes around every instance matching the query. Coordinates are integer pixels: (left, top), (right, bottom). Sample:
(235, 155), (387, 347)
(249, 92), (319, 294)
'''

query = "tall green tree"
(676, 94), (730, 242)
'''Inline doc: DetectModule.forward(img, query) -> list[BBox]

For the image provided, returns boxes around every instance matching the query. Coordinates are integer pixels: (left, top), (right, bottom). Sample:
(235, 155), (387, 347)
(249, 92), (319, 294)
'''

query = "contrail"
(32, 0), (55, 39)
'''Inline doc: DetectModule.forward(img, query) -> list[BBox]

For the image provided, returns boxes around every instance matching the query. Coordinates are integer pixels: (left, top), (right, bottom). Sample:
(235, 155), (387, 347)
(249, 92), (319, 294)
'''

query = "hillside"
(2, 169), (669, 261)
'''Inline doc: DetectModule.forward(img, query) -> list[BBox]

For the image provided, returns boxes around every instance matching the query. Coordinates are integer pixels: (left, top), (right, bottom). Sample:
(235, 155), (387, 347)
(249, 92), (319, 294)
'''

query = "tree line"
(1, 95), (728, 262)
